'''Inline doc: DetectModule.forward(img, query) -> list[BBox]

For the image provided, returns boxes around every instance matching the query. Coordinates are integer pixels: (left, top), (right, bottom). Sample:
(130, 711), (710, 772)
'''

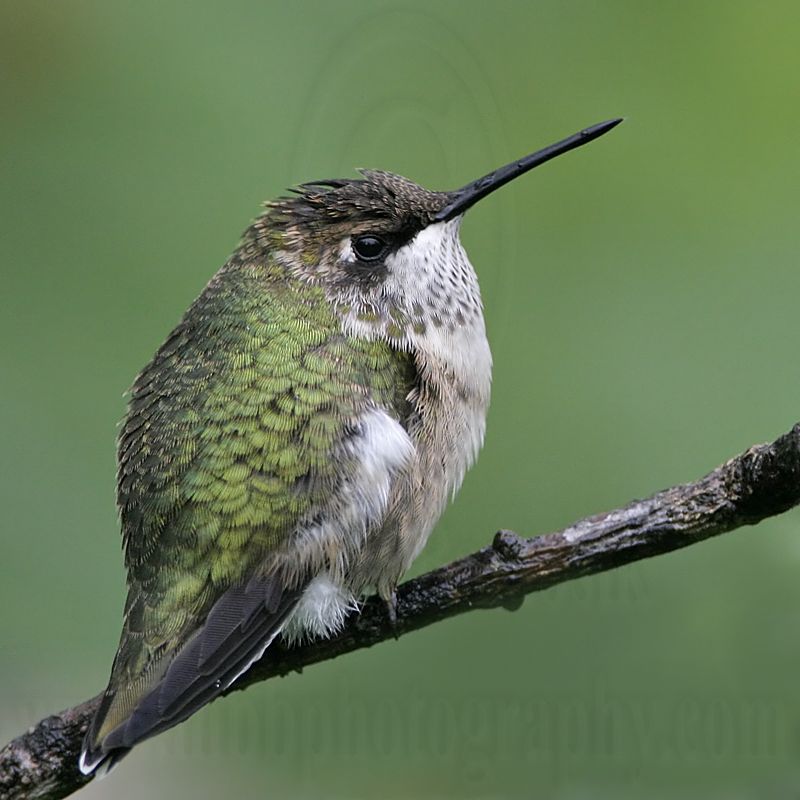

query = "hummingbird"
(79, 118), (621, 774)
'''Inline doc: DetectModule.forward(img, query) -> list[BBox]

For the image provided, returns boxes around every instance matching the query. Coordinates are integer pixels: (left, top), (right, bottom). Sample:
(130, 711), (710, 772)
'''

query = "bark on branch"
(3, 423), (800, 800)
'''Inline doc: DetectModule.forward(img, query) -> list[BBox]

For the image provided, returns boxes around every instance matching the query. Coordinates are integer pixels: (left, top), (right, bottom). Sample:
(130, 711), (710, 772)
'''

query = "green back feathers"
(99, 256), (415, 738)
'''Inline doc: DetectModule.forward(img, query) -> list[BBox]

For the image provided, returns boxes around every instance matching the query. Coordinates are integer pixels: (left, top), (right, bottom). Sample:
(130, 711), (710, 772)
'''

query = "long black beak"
(433, 118), (623, 222)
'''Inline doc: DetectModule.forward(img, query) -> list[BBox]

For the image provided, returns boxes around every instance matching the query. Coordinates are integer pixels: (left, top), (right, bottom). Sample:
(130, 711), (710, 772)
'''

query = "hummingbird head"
(247, 119), (622, 352)
(263, 169), (450, 288)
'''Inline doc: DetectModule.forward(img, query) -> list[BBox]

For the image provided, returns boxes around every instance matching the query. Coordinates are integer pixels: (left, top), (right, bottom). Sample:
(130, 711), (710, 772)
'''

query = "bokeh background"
(3, 1), (800, 797)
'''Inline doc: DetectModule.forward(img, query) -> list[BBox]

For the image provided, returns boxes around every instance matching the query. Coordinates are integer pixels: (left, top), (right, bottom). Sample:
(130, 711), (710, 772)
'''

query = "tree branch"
(3, 423), (800, 800)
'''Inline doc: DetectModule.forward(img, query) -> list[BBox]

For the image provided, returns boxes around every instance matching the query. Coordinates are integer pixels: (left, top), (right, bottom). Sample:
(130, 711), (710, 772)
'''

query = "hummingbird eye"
(352, 234), (389, 263)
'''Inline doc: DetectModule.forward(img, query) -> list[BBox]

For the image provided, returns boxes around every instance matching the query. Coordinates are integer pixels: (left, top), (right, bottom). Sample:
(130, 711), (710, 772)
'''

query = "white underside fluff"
(282, 407), (414, 642)
(282, 575), (361, 644)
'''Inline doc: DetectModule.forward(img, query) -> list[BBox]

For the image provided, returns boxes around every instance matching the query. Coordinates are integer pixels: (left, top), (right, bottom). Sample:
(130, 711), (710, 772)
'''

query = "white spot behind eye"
(339, 238), (356, 263)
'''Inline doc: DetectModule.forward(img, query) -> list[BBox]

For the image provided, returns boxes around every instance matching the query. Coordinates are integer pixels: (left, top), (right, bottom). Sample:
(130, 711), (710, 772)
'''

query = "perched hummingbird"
(79, 119), (621, 774)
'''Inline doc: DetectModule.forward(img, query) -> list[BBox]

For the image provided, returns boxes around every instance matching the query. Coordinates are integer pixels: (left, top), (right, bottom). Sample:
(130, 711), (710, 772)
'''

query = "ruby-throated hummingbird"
(79, 118), (621, 774)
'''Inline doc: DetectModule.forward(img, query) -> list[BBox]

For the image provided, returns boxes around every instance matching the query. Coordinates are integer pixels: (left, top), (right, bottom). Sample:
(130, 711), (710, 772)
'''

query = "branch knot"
(492, 529), (525, 560)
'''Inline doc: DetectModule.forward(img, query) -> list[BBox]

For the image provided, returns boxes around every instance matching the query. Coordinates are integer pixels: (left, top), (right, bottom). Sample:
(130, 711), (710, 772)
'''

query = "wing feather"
(80, 258), (418, 774)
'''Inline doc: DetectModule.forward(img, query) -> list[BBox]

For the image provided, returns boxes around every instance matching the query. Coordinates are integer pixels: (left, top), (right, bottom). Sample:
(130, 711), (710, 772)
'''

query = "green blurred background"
(3, 1), (800, 797)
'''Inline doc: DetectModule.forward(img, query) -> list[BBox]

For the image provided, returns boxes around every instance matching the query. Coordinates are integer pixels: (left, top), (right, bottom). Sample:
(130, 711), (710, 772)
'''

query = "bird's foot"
(384, 590), (399, 638)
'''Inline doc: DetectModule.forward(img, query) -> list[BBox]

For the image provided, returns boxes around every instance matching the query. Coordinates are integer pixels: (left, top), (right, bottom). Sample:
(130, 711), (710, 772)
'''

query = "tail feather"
(80, 575), (302, 774)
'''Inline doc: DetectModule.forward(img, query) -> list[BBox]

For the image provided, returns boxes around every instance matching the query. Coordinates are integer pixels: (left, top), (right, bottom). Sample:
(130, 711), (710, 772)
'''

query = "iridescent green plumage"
(87, 252), (416, 760)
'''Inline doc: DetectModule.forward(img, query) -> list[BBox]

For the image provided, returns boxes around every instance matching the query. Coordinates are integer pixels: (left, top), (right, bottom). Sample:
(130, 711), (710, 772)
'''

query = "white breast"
(302, 215), (492, 614)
